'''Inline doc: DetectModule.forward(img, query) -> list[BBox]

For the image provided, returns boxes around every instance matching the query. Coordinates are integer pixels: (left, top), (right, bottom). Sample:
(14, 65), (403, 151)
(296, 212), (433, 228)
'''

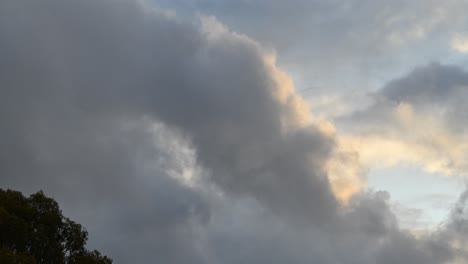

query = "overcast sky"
(1, 0), (468, 263)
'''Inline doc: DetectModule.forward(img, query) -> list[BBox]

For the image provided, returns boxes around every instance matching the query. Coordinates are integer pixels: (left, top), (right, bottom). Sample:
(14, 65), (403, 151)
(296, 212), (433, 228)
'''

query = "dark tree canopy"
(0, 189), (112, 264)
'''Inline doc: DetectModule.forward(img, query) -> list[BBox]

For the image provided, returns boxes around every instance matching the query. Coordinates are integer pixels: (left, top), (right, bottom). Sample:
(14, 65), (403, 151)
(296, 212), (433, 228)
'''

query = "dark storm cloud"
(0, 1), (212, 261)
(1, 0), (338, 224)
(0, 0), (467, 263)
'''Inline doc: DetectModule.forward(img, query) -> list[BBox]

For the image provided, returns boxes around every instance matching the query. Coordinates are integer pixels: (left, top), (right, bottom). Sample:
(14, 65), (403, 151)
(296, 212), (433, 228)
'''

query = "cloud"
(0, 0), (467, 263)
(155, 0), (468, 95)
(451, 33), (468, 53)
(340, 63), (468, 178)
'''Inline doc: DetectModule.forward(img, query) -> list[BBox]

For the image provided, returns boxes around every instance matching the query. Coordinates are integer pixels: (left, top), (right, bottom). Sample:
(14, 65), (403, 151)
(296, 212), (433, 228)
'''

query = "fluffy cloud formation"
(340, 63), (468, 177)
(0, 0), (467, 263)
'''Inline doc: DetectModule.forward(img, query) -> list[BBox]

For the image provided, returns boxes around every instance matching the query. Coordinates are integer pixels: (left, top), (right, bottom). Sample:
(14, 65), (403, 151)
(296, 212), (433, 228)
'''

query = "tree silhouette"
(0, 189), (112, 264)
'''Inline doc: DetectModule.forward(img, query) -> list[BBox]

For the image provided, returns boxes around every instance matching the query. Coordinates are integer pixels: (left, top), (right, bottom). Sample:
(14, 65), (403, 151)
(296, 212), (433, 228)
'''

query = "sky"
(1, 0), (468, 263)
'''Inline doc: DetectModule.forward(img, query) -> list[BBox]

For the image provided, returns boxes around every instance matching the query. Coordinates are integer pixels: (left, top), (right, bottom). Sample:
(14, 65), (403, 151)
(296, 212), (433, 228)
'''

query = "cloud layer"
(156, 0), (468, 93)
(341, 63), (468, 177)
(0, 0), (467, 263)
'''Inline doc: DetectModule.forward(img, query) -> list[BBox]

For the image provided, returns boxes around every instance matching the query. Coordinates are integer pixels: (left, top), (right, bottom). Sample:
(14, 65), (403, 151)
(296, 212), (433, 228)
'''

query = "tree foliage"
(0, 189), (112, 264)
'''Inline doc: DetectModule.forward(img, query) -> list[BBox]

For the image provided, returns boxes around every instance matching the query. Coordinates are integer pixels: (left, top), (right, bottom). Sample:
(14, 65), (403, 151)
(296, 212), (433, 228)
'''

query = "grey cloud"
(378, 63), (468, 131)
(429, 189), (468, 262)
(441, 189), (468, 244)
(342, 63), (468, 135)
(335, 60), (468, 259)
(381, 63), (468, 102)
(0, 0), (467, 263)
(335, 62), (468, 258)
(1, 0), (338, 224)
(155, 0), (468, 94)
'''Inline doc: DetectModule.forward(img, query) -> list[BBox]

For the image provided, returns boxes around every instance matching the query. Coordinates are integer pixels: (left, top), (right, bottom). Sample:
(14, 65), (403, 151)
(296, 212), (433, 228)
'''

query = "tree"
(0, 189), (112, 264)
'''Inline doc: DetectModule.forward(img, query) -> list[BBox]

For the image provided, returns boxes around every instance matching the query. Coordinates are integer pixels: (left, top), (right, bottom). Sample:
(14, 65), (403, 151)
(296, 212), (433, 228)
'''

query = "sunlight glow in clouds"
(2, 0), (468, 263)
(451, 33), (468, 53)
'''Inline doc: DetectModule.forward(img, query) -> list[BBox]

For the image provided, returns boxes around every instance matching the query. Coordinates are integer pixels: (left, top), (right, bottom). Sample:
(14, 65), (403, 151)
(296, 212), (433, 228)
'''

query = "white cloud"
(451, 33), (468, 53)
